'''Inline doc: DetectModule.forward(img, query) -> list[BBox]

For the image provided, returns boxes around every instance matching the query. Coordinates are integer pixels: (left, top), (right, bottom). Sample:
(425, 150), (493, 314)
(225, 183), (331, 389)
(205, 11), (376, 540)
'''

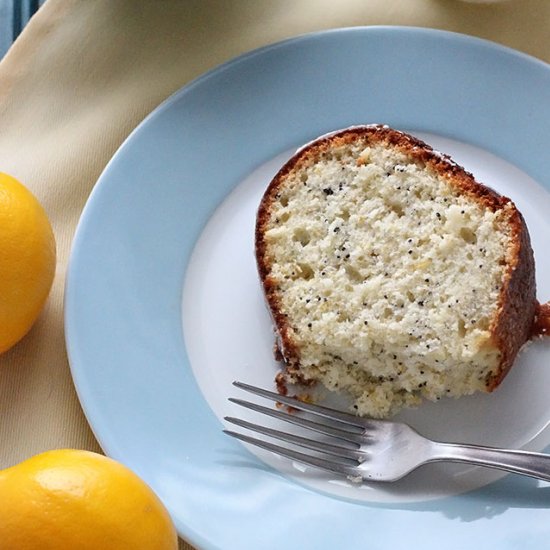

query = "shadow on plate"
(218, 448), (550, 523)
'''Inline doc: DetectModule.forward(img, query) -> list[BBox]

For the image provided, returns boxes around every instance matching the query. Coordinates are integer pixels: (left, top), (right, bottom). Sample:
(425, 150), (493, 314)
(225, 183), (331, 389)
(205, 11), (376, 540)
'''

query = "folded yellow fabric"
(0, 1), (549, 548)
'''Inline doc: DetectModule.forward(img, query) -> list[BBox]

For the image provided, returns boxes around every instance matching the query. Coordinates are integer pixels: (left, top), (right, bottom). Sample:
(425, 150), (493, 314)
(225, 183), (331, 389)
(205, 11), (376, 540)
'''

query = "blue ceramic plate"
(65, 27), (550, 550)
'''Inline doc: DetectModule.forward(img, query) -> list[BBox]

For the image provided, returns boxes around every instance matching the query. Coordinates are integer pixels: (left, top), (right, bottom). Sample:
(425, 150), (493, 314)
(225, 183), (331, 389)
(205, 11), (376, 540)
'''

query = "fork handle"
(432, 442), (550, 482)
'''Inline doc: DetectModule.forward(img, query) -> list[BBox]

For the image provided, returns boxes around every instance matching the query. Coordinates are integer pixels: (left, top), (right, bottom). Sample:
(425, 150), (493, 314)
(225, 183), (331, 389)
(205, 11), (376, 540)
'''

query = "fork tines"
(224, 381), (372, 479)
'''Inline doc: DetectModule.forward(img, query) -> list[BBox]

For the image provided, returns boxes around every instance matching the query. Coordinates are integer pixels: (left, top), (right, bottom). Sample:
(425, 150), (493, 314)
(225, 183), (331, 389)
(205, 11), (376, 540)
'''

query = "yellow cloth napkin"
(1, 1), (550, 548)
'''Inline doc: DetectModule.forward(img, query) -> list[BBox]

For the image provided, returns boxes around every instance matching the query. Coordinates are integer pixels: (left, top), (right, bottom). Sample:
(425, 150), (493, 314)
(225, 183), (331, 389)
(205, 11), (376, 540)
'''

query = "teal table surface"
(0, 0), (43, 58)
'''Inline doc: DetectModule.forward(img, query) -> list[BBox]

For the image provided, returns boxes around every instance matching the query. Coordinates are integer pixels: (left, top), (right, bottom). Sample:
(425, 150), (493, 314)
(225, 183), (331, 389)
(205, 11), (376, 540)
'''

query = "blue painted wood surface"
(0, 0), (42, 58)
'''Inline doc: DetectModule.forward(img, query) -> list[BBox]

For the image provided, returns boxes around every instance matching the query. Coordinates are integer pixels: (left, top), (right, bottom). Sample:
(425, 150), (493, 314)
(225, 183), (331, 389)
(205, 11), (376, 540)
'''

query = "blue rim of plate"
(65, 27), (550, 550)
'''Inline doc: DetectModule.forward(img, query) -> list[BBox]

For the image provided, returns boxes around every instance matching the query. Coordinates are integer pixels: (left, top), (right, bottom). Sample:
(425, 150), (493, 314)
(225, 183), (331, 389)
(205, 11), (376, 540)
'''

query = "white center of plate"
(182, 132), (550, 503)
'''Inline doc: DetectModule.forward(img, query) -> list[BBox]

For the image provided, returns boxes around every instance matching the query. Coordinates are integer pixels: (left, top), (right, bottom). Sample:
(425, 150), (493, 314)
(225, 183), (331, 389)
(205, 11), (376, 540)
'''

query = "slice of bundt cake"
(255, 125), (537, 418)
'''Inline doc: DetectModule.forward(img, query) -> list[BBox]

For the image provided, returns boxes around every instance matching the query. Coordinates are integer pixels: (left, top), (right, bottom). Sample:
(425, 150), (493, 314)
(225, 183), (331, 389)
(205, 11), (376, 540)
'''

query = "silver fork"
(224, 381), (550, 482)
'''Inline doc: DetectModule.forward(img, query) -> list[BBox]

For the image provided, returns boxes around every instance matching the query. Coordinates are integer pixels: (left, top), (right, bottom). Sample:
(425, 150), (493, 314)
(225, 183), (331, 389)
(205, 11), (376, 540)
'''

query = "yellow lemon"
(0, 172), (56, 353)
(0, 449), (178, 550)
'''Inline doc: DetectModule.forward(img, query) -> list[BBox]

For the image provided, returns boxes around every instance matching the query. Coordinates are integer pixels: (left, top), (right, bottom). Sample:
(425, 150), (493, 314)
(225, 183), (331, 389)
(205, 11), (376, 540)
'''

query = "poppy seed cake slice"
(255, 125), (537, 418)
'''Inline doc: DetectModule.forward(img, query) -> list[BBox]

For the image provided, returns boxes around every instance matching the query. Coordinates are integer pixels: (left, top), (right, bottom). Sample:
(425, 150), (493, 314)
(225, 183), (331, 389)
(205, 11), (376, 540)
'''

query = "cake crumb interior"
(263, 141), (511, 417)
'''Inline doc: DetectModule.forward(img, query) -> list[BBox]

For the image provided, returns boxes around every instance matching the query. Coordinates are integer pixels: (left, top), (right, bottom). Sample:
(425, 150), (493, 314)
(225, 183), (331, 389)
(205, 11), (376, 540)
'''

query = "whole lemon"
(0, 449), (178, 550)
(0, 172), (56, 353)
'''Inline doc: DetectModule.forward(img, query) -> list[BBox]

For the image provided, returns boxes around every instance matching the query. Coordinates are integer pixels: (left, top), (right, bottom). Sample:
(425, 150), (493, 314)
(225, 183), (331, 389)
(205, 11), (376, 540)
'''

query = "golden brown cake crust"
(255, 125), (538, 393)
(532, 301), (550, 337)
(485, 206), (536, 389)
